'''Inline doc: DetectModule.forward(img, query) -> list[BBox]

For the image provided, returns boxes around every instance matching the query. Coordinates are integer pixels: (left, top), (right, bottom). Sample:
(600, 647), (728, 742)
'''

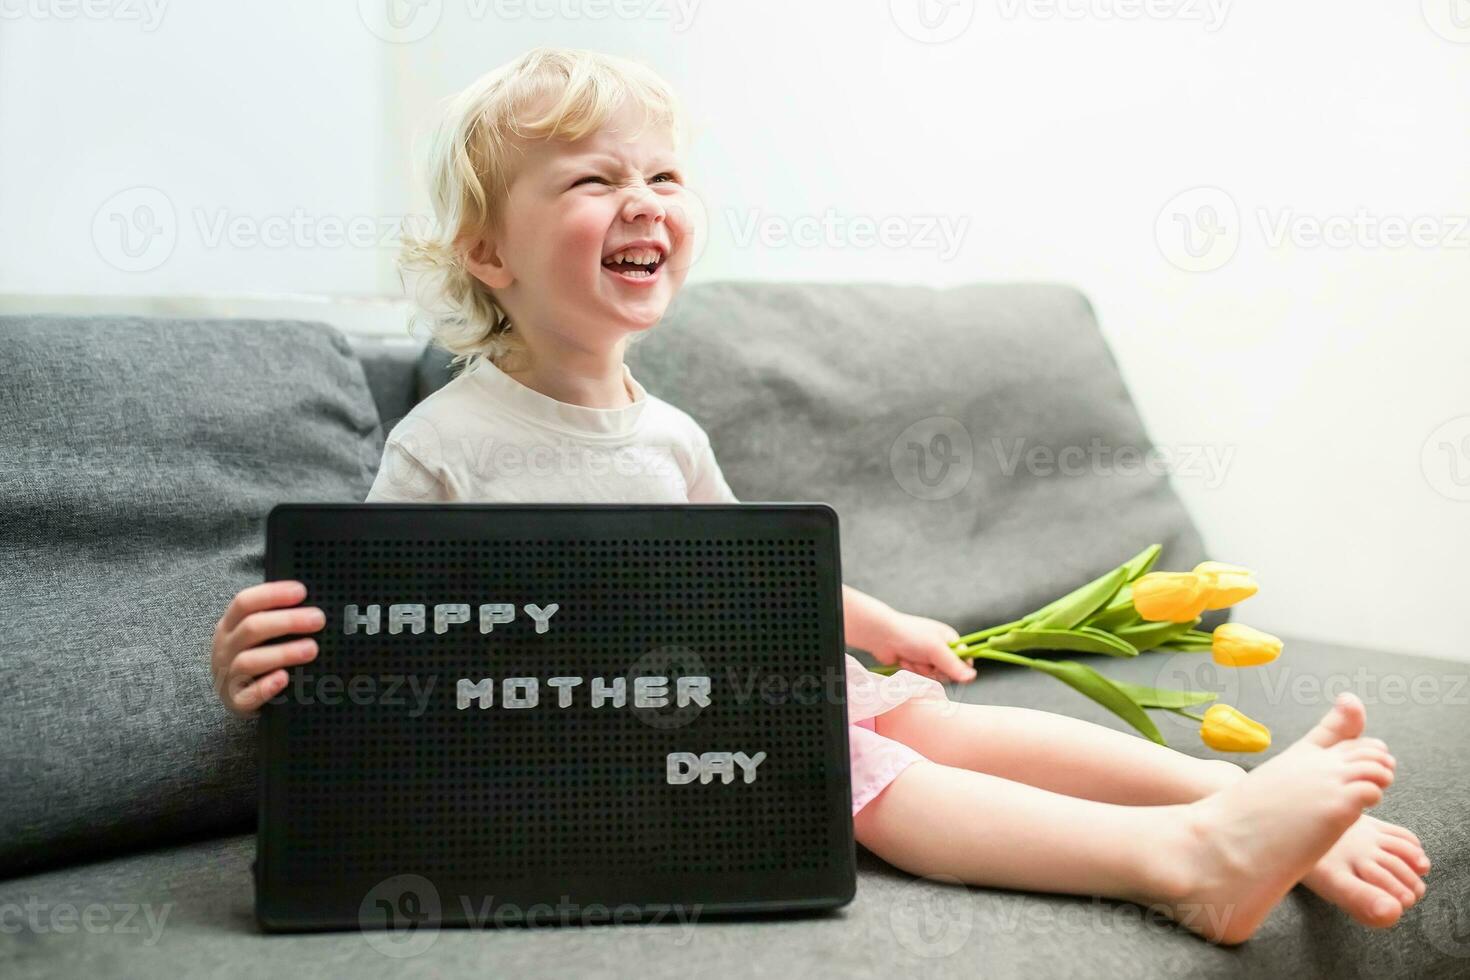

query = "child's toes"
(1344, 746), (1396, 772)
(1381, 822), (1426, 854)
(1382, 834), (1431, 873)
(1355, 857), (1416, 909)
(1329, 869), (1404, 928)
(1306, 693), (1367, 747)
(1347, 759), (1395, 789)
(1378, 853), (1427, 901)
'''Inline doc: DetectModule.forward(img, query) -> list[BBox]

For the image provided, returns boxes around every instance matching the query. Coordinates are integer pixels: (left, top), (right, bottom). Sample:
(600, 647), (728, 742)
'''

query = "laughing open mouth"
(601, 244), (666, 281)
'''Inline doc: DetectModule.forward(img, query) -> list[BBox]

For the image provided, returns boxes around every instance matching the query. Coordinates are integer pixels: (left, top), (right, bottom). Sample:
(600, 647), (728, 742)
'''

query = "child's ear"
(463, 235), (513, 289)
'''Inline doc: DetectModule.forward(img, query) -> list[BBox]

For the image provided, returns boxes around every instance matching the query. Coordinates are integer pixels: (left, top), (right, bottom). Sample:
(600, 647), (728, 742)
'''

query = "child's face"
(467, 99), (697, 356)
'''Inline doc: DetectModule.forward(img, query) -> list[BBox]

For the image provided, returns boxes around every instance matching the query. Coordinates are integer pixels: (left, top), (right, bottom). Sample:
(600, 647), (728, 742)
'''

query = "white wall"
(3, 2), (1467, 661)
(0, 4), (393, 296)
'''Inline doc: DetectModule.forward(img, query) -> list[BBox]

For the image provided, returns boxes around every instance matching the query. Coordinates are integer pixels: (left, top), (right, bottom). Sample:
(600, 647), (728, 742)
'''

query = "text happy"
(342, 603), (559, 635)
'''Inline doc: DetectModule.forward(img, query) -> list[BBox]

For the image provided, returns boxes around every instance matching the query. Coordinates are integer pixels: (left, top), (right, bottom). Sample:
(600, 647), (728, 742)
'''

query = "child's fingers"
(935, 647), (978, 683)
(223, 668), (291, 717)
(215, 580), (309, 639)
(223, 606), (327, 662)
(229, 639), (319, 682)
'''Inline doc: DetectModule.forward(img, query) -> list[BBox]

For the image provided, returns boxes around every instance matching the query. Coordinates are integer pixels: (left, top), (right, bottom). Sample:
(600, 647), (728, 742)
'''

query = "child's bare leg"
(875, 693), (1430, 927)
(855, 694), (1394, 945)
(874, 698), (1244, 804)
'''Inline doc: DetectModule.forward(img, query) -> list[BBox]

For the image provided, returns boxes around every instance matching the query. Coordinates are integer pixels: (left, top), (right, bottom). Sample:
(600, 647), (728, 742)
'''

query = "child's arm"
(842, 584), (977, 684)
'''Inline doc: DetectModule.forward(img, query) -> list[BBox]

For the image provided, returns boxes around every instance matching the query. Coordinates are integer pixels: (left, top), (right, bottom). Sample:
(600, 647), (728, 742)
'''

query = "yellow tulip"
(1212, 623), (1283, 667)
(1200, 704), (1271, 753)
(1131, 572), (1209, 622)
(1193, 561), (1259, 610)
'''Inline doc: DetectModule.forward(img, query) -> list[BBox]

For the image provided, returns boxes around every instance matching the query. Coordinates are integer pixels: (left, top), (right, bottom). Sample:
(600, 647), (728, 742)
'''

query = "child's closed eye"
(571, 172), (680, 188)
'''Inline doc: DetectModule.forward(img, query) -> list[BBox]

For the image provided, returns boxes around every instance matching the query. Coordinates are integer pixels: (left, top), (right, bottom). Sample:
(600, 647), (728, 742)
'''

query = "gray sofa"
(2, 282), (1466, 978)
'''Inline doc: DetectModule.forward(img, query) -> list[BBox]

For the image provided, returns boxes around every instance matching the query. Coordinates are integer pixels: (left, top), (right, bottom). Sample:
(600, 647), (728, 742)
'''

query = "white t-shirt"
(364, 354), (740, 505)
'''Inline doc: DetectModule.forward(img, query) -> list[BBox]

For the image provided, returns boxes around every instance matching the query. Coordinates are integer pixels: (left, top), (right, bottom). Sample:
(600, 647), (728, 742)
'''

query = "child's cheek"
(558, 200), (615, 263)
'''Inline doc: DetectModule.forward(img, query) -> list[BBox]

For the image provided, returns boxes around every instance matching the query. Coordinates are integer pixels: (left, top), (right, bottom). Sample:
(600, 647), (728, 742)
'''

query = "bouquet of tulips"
(870, 544), (1282, 752)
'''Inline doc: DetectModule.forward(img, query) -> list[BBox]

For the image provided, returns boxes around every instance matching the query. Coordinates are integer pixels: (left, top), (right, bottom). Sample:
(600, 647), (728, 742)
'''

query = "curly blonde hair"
(398, 47), (687, 376)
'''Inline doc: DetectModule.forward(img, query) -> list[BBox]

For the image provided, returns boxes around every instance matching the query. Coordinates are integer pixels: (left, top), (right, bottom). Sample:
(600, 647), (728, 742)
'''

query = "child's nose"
(620, 187), (667, 223)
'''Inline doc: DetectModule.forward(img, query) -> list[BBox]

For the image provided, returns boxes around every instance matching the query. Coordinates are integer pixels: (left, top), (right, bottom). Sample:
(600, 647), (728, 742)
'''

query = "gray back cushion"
(628, 281), (1212, 633)
(0, 315), (383, 876)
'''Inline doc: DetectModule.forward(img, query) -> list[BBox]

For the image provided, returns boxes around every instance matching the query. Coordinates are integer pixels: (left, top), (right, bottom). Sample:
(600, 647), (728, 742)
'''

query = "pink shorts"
(844, 653), (951, 815)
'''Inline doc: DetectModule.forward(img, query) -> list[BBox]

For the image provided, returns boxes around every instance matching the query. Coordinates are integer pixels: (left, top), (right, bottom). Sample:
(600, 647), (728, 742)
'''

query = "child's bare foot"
(1201, 735), (1431, 926)
(1301, 813), (1430, 926)
(1137, 693), (1395, 945)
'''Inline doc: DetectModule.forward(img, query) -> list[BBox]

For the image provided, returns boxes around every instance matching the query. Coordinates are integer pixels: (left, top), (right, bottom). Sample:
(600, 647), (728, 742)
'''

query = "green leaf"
(1087, 608), (1142, 633)
(988, 627), (1139, 658)
(1028, 659), (1166, 744)
(1031, 566), (1129, 631)
(1113, 619), (1199, 653)
(1108, 678), (1218, 710)
(1084, 585), (1140, 632)
(1024, 544), (1160, 628)
(1120, 543), (1163, 581)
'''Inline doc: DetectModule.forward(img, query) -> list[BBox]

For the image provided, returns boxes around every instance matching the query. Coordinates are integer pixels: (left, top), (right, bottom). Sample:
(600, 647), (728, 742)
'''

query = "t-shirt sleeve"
(365, 438), (455, 503)
(685, 433), (740, 504)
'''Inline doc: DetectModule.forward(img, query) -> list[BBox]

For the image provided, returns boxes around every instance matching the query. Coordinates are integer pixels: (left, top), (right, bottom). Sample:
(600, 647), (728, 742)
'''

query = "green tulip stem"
(868, 640), (1039, 676)
(1166, 707), (1207, 723)
(953, 620), (1027, 647)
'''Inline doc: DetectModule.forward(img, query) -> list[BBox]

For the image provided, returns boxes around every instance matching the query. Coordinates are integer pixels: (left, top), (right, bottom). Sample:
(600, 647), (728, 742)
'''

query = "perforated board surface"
(257, 503), (855, 931)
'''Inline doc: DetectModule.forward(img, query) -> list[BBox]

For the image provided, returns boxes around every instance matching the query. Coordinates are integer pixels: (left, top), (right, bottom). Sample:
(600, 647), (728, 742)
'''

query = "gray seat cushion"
(0, 315), (384, 878)
(423, 282), (1218, 635)
(2, 637), (1463, 979)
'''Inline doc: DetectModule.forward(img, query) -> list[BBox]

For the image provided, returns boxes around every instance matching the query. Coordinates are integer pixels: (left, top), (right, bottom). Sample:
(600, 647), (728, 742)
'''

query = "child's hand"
(210, 580), (323, 717)
(870, 610), (977, 684)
